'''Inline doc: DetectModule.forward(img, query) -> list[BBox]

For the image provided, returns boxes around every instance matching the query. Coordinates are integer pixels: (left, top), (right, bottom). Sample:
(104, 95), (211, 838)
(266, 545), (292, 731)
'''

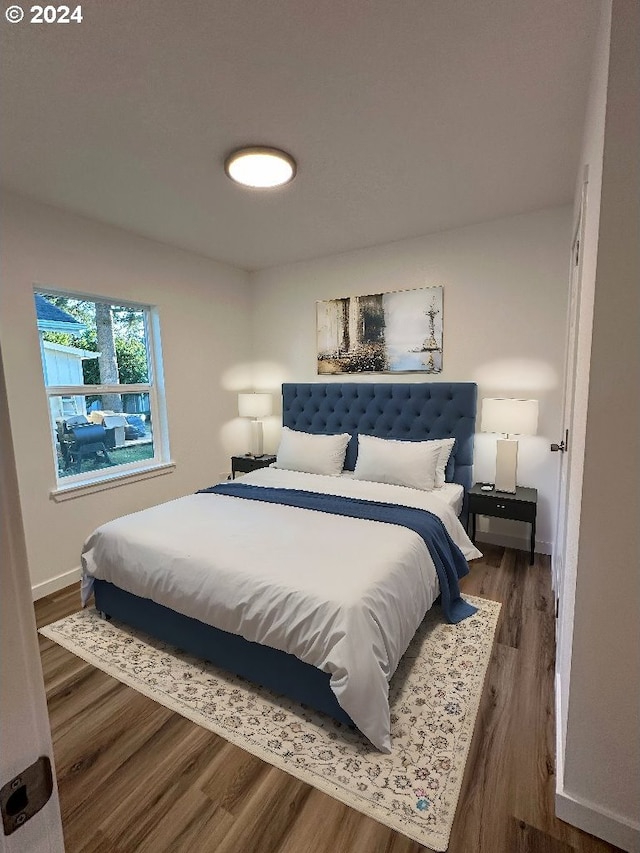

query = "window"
(35, 290), (170, 491)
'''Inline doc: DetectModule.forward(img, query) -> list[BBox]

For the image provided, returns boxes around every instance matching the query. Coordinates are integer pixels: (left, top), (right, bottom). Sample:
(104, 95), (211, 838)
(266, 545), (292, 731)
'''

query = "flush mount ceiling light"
(224, 146), (296, 188)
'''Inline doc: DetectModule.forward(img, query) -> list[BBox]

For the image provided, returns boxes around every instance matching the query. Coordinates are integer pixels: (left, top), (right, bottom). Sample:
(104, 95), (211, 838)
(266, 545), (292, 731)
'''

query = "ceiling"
(0, 0), (601, 271)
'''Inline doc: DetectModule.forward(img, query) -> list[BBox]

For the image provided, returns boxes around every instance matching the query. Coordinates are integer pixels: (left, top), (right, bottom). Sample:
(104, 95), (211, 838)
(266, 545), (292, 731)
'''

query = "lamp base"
(249, 420), (264, 457)
(494, 438), (518, 493)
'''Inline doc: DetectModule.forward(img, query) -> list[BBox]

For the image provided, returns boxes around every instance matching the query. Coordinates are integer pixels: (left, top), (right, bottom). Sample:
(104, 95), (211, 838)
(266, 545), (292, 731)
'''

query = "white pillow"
(431, 438), (455, 488)
(274, 427), (350, 476)
(352, 434), (441, 491)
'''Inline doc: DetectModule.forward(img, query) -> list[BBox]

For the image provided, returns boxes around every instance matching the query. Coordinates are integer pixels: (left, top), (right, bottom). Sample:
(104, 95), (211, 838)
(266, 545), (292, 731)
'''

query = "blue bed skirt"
(93, 579), (354, 726)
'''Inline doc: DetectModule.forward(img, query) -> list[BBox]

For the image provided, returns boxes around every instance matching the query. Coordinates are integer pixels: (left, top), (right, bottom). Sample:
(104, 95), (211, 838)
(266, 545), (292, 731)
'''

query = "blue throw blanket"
(199, 482), (476, 624)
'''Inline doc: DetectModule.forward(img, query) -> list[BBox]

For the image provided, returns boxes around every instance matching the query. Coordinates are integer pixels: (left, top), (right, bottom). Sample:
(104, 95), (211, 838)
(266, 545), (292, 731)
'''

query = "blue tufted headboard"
(282, 382), (477, 518)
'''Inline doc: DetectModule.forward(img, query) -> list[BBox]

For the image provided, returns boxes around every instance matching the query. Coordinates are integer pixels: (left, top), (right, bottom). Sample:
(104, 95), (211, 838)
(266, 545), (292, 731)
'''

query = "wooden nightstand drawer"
(231, 455), (276, 478)
(469, 493), (533, 522)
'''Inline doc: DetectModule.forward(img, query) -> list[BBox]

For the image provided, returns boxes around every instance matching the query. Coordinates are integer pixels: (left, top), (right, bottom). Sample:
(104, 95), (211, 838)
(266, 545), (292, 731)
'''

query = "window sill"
(50, 461), (176, 502)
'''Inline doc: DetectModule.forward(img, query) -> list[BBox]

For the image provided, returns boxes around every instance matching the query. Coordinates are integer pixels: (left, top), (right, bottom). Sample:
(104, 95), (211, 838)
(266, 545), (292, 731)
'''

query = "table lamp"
(238, 392), (272, 457)
(481, 398), (538, 493)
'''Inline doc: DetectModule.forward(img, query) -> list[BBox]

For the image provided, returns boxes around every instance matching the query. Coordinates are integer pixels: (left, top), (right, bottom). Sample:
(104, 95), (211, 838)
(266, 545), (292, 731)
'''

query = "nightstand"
(231, 454), (276, 479)
(468, 484), (538, 565)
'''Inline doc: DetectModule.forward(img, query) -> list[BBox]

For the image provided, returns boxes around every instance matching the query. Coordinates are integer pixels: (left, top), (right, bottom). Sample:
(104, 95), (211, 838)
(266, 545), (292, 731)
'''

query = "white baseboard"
(32, 566), (81, 601)
(556, 788), (640, 852)
(475, 531), (552, 555)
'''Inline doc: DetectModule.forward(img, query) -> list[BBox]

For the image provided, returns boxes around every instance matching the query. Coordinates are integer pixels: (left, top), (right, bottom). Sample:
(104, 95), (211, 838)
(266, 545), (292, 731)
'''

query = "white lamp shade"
(238, 392), (272, 419)
(481, 398), (538, 436)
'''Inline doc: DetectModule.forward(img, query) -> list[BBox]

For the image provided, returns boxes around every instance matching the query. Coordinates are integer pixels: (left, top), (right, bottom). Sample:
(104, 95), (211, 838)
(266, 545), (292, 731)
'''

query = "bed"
(83, 381), (479, 752)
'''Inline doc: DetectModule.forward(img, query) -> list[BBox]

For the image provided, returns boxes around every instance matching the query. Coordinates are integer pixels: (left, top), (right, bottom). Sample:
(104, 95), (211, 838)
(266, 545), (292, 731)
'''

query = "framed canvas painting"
(316, 286), (443, 374)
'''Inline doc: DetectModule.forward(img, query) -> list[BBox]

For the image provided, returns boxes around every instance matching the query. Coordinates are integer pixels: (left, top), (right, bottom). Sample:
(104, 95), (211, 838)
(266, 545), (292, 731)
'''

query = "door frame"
(552, 170), (588, 601)
(0, 344), (65, 853)
(553, 167), (589, 783)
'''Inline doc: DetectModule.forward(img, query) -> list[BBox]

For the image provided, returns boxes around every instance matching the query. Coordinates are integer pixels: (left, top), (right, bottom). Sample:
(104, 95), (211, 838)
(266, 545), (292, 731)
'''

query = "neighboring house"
(42, 341), (100, 420)
(34, 294), (100, 421)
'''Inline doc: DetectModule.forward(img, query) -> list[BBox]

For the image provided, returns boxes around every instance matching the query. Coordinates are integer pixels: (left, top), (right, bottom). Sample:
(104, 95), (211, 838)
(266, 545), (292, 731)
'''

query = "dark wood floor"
(36, 546), (623, 853)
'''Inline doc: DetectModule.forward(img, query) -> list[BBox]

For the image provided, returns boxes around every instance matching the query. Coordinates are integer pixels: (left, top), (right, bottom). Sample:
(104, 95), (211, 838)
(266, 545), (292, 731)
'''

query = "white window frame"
(36, 288), (172, 497)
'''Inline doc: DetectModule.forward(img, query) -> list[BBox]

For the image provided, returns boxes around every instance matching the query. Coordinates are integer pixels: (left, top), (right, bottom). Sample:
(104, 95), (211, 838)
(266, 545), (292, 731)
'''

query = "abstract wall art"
(316, 286), (443, 374)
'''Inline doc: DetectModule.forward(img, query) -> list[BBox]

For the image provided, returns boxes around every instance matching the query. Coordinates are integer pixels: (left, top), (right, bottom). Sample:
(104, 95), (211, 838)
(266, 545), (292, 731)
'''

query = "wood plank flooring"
(36, 547), (623, 853)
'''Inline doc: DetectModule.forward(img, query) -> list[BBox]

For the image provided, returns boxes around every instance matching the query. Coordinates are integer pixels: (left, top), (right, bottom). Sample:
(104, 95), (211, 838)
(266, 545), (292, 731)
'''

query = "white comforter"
(81, 468), (481, 752)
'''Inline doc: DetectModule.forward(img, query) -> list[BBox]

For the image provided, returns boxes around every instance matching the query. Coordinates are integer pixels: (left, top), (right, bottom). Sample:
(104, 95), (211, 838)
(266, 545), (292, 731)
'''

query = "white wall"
(556, 2), (640, 850)
(0, 192), (251, 596)
(250, 206), (572, 552)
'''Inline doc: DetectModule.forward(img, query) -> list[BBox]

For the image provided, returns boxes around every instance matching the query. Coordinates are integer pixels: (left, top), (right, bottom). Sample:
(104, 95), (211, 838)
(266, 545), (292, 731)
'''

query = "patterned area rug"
(41, 596), (500, 851)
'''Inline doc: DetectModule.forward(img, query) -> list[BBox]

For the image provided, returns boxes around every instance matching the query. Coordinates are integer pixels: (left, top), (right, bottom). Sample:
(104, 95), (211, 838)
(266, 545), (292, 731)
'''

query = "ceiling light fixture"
(224, 146), (296, 189)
